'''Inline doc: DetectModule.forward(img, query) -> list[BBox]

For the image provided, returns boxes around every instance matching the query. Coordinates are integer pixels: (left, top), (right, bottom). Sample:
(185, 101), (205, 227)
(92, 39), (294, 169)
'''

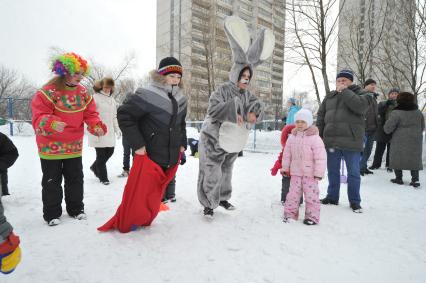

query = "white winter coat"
(88, 91), (120, 148)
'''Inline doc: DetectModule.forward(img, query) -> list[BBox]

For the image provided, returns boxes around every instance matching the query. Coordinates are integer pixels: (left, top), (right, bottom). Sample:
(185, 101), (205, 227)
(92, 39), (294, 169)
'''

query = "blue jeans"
(326, 149), (361, 205)
(360, 133), (375, 171)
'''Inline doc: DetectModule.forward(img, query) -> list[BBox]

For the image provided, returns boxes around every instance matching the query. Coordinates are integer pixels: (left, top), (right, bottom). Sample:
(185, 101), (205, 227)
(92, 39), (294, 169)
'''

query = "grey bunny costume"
(197, 17), (275, 212)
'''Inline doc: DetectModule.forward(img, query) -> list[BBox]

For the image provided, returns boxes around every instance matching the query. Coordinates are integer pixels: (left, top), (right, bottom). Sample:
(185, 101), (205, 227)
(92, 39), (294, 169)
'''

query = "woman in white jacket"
(89, 77), (121, 185)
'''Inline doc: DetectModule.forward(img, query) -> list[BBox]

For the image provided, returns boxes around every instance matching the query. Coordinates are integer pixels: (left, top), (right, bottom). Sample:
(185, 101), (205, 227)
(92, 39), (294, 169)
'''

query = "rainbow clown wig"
(51, 52), (90, 76)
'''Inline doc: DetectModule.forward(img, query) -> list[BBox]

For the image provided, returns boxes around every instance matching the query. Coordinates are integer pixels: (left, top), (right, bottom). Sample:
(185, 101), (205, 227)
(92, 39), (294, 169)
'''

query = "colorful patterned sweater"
(31, 84), (107, 160)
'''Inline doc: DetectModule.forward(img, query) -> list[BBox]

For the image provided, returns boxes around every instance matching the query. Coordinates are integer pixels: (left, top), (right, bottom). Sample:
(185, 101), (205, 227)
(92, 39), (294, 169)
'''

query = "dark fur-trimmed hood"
(149, 70), (184, 89)
(394, 102), (418, 111)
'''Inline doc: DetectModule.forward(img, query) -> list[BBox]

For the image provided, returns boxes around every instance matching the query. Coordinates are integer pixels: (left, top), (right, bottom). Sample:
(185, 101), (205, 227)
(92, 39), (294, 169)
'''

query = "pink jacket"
(282, 126), (327, 178)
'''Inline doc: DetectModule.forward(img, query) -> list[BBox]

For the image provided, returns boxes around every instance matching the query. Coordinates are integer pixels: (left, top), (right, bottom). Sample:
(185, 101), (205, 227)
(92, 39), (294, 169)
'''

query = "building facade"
(157, 0), (285, 120)
(337, 0), (414, 95)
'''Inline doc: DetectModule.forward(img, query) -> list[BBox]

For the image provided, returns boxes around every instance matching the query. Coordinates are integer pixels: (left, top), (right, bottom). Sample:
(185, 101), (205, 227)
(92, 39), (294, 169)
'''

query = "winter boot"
(320, 198), (339, 205)
(74, 212), (87, 220)
(390, 178), (404, 185)
(364, 168), (374, 175)
(48, 218), (61, 226)
(350, 203), (363, 213)
(368, 165), (380, 170)
(219, 200), (236, 210)
(303, 219), (317, 225)
(409, 181), (420, 188)
(203, 207), (214, 218)
(386, 168), (393, 173)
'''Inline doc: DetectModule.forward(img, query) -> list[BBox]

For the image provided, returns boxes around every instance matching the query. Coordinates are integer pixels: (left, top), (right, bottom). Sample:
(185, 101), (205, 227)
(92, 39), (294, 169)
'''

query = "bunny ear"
(247, 29), (275, 66)
(224, 16), (250, 63)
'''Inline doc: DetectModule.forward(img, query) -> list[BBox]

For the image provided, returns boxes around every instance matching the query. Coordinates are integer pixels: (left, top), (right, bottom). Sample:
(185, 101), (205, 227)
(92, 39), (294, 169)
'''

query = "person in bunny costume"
(197, 16), (275, 217)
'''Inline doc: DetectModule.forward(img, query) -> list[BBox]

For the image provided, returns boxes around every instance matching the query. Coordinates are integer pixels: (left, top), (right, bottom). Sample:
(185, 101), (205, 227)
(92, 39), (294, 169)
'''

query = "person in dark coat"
(369, 88), (399, 171)
(0, 133), (19, 196)
(0, 133), (21, 274)
(384, 92), (424, 188)
(317, 69), (372, 213)
(360, 79), (379, 176)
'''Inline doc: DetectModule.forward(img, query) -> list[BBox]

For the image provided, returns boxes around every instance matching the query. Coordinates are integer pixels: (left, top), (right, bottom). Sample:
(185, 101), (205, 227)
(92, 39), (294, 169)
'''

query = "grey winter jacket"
(317, 85), (372, 152)
(384, 103), (424, 170)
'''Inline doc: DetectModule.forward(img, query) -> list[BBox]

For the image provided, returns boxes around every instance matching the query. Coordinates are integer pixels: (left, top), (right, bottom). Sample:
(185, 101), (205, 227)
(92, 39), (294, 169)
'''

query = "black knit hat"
(364, 78), (376, 87)
(158, 57), (183, 76)
(336, 69), (354, 81)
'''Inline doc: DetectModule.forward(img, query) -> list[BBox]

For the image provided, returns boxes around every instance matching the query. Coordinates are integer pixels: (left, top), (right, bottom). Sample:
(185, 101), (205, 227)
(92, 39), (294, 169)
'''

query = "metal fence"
(0, 98), (33, 136)
(1, 98), (283, 153)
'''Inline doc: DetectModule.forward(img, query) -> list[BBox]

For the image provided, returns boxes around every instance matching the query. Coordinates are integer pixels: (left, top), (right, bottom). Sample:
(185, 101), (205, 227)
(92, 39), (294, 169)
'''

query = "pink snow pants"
(284, 176), (320, 223)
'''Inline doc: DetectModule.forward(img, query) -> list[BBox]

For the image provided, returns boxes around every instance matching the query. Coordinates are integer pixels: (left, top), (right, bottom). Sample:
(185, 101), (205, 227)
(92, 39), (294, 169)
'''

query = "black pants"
(371, 142), (390, 168)
(0, 170), (9, 195)
(394, 170), (419, 181)
(187, 138), (198, 156)
(40, 157), (84, 222)
(122, 137), (134, 171)
(92, 147), (114, 182)
(164, 176), (176, 200)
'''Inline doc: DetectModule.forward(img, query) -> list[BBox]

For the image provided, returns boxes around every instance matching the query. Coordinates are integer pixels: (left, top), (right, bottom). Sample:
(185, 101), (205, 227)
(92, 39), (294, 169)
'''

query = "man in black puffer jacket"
(317, 69), (373, 213)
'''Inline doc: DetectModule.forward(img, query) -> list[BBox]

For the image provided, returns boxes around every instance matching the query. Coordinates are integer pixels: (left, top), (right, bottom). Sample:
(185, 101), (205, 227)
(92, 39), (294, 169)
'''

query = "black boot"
(303, 219), (317, 225)
(203, 207), (214, 217)
(390, 178), (404, 185)
(219, 200), (236, 210)
(350, 203), (363, 213)
(409, 181), (420, 188)
(320, 198), (339, 205)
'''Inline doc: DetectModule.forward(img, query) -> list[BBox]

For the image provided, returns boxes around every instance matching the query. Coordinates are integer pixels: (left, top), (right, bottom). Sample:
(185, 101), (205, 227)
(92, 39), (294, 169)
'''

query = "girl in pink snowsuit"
(281, 109), (326, 225)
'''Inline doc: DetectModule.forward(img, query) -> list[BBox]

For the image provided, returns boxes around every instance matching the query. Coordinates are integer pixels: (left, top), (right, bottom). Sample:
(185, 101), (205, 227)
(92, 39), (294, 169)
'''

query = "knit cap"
(294, 108), (313, 127)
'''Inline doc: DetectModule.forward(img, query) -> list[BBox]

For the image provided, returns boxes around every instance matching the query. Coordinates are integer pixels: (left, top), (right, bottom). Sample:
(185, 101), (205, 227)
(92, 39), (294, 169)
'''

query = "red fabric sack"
(98, 154), (179, 233)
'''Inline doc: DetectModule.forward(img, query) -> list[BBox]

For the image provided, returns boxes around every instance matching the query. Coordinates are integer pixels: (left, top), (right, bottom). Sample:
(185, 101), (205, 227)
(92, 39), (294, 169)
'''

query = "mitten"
(0, 232), (21, 274)
(180, 152), (186, 165)
(270, 160), (282, 176)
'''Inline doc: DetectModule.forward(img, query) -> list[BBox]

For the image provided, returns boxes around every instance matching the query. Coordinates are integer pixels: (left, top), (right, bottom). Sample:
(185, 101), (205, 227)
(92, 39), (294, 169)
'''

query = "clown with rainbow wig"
(31, 52), (107, 226)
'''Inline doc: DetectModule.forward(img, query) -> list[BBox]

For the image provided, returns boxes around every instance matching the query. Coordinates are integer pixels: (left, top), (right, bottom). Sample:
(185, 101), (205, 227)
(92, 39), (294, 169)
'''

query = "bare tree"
(0, 65), (18, 99)
(285, 0), (345, 104)
(376, 0), (426, 100)
(339, 1), (389, 85)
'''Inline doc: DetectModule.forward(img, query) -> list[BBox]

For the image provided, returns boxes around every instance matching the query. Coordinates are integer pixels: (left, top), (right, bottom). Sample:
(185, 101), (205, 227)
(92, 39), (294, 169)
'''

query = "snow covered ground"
(3, 134), (426, 283)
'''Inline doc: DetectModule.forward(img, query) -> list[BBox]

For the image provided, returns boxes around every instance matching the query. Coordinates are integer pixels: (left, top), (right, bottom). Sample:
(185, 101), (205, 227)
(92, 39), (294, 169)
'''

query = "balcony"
(193, 0), (211, 9)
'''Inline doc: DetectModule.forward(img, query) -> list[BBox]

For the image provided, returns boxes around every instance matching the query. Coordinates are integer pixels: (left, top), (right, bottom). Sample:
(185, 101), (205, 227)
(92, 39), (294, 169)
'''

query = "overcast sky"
(0, 0), (157, 85)
(0, 0), (327, 100)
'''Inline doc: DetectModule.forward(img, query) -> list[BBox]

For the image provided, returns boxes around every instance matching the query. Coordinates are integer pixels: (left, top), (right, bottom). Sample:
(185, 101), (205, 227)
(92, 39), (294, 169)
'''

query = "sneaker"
(303, 219), (317, 225)
(118, 170), (129, 178)
(368, 165), (380, 170)
(203, 207), (214, 217)
(162, 196), (176, 203)
(101, 181), (110, 185)
(409, 181), (420, 188)
(219, 200), (236, 210)
(386, 168), (393, 173)
(48, 218), (61, 226)
(320, 198), (339, 205)
(74, 213), (87, 220)
(391, 178), (404, 185)
(350, 203), (363, 213)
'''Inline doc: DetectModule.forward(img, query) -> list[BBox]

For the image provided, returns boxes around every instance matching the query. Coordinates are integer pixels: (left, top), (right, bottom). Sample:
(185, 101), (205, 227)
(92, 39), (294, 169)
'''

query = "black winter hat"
(158, 57), (183, 76)
(364, 78), (376, 87)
